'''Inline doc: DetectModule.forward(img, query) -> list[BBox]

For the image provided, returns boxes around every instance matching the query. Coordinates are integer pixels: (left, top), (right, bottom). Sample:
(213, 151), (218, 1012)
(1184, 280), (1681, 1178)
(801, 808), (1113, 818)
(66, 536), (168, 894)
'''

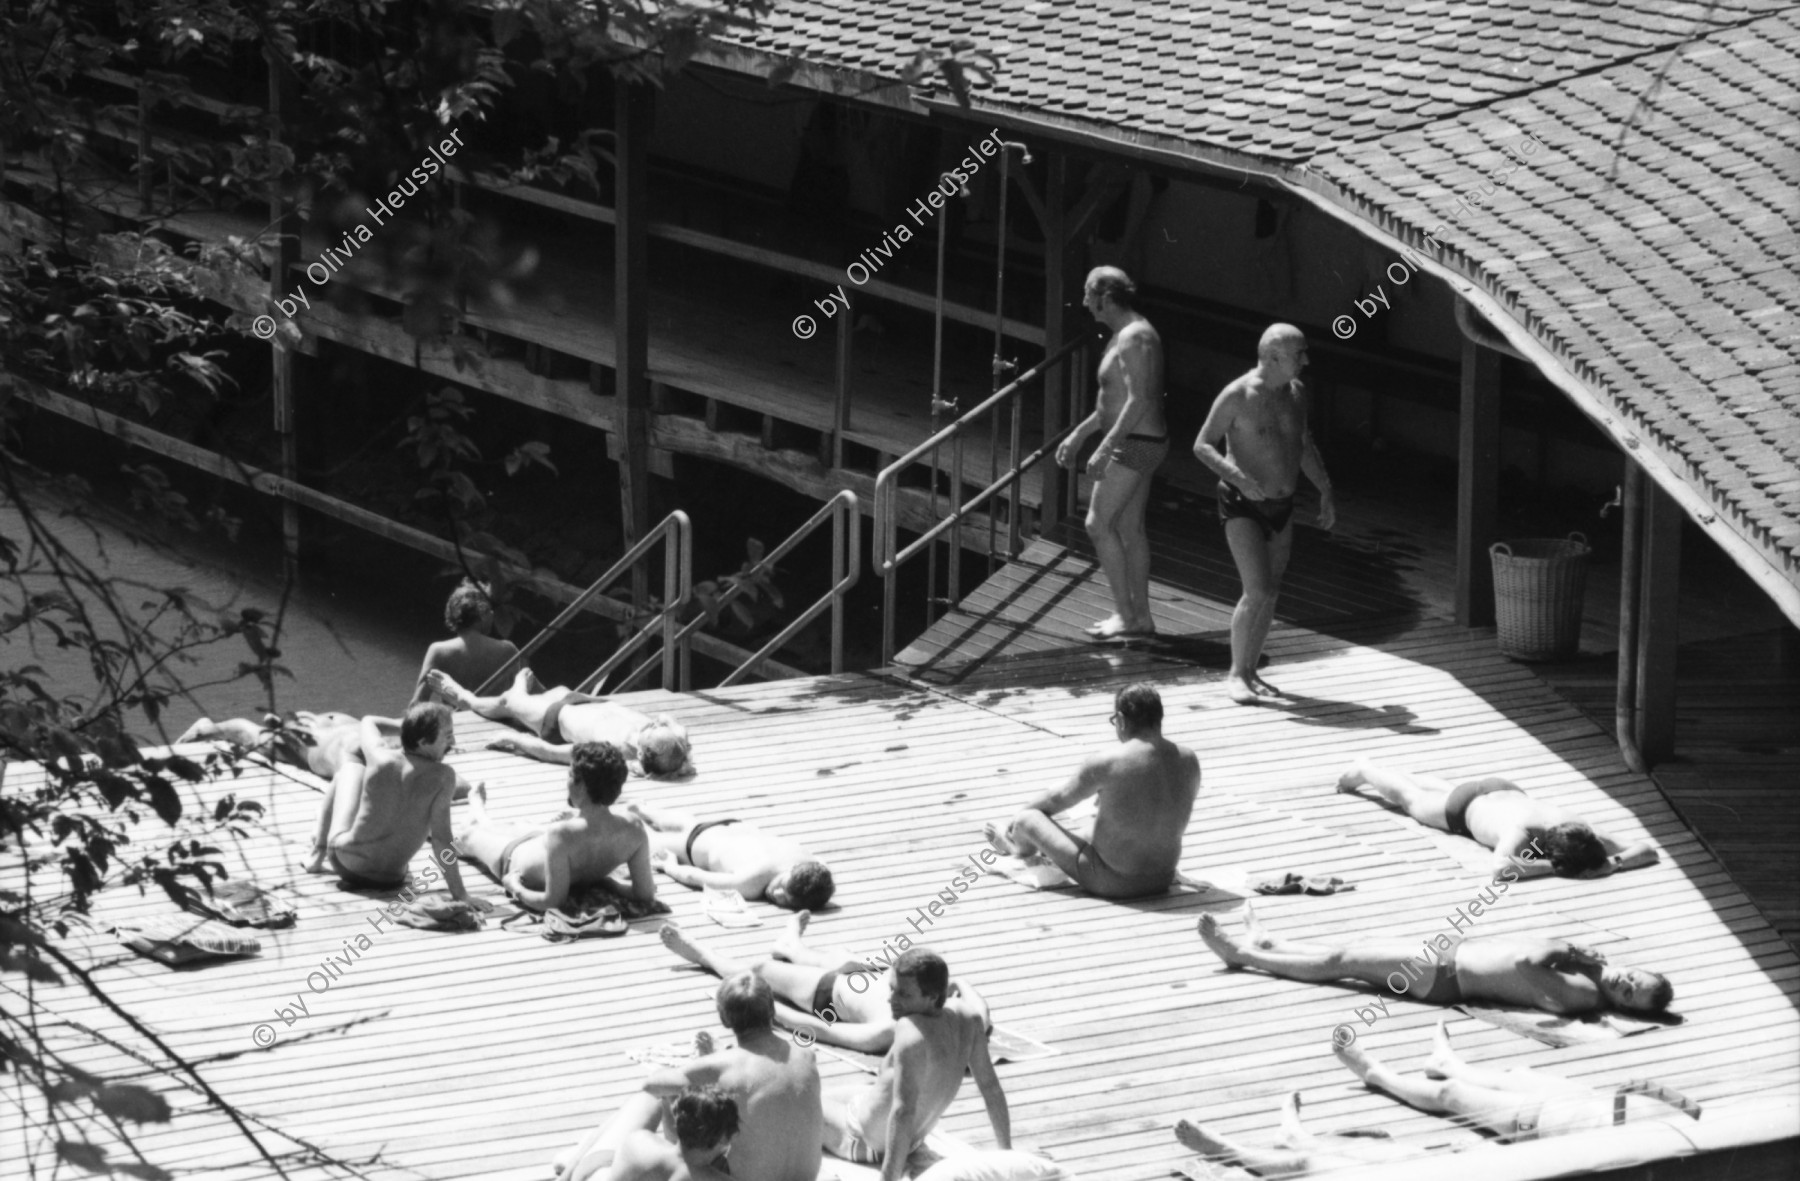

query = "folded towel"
(568, 875), (671, 921)
(704, 886), (764, 928)
(174, 880), (298, 928)
(392, 891), (485, 932)
(115, 916), (262, 966)
(1248, 871), (1356, 896)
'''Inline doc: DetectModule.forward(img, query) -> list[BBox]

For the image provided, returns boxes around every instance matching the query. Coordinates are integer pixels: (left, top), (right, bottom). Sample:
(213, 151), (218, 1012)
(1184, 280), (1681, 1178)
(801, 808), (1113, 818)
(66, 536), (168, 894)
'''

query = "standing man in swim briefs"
(1194, 323), (1337, 703)
(985, 683), (1199, 898)
(1057, 266), (1167, 639)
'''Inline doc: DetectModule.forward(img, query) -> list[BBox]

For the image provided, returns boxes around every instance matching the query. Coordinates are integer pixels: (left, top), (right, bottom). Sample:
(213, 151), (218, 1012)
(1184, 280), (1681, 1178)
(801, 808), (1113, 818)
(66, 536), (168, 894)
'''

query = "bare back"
(847, 998), (990, 1149)
(511, 811), (650, 895)
(1090, 737), (1200, 879)
(701, 1041), (823, 1181)
(693, 822), (802, 880)
(1095, 318), (1166, 435)
(414, 634), (519, 705)
(1464, 792), (1570, 858)
(1206, 372), (1309, 497)
(333, 750), (453, 876)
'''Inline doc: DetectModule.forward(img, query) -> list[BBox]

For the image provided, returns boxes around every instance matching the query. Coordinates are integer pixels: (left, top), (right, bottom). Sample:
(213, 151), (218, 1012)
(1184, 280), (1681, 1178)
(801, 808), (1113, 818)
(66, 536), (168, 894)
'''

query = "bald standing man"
(1193, 324), (1337, 703)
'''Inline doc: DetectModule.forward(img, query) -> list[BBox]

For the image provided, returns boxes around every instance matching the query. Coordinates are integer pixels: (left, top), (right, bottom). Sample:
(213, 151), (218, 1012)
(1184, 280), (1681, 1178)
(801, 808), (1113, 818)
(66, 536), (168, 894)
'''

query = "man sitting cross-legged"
(1337, 1019), (1700, 1141)
(1336, 758), (1659, 881)
(427, 667), (692, 778)
(455, 741), (655, 913)
(985, 683), (1199, 898)
(626, 801), (834, 911)
(659, 911), (991, 1056)
(1198, 906), (1673, 1017)
(299, 705), (485, 909)
(553, 1085), (740, 1181)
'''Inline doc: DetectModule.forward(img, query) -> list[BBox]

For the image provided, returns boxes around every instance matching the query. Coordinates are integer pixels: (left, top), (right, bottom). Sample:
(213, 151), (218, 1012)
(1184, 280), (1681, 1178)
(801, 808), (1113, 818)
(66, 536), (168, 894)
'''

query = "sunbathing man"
(985, 683), (1199, 898)
(410, 579), (521, 707)
(554, 1085), (739, 1181)
(1056, 265), (1166, 639)
(1198, 906), (1673, 1016)
(300, 705), (486, 908)
(626, 801), (834, 911)
(1174, 1090), (1413, 1176)
(1193, 323), (1337, 704)
(659, 911), (991, 1056)
(1337, 1019), (1700, 1142)
(826, 947), (1010, 1180)
(1336, 759), (1659, 880)
(455, 741), (655, 912)
(427, 667), (692, 778)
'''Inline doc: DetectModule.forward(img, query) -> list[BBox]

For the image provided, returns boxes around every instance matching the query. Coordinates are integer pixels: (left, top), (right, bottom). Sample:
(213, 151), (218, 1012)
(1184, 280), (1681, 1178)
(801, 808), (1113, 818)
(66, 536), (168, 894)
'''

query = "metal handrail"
(610, 491), (862, 692)
(872, 333), (1092, 664)
(472, 511), (693, 696)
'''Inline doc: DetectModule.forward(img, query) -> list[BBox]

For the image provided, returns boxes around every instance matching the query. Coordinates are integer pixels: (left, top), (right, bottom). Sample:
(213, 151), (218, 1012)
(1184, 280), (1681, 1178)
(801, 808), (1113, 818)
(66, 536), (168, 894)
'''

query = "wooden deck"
(16, 594), (1800, 1178)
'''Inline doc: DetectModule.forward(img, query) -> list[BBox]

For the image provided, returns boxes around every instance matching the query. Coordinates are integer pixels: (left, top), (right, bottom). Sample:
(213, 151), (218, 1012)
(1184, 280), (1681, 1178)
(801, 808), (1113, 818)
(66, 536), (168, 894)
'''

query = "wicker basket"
(1490, 534), (1591, 661)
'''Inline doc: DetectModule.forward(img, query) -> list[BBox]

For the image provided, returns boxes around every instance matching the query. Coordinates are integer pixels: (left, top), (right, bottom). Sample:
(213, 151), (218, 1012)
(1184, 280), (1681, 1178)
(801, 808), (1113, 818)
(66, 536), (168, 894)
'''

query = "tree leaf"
(55, 1140), (109, 1172)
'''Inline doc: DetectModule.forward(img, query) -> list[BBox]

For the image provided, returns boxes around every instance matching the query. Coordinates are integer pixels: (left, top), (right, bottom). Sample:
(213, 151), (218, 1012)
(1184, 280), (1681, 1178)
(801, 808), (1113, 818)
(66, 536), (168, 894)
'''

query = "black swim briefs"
(1443, 777), (1527, 838)
(1217, 480), (1296, 540)
(685, 818), (741, 863)
(538, 690), (606, 743)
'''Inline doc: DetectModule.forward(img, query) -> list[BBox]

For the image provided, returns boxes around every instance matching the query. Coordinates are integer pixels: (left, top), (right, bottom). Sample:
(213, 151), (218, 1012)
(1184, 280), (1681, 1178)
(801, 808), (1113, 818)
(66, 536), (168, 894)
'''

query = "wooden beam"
(615, 78), (654, 608)
(12, 378), (799, 679)
(1039, 152), (1070, 532)
(268, 47), (302, 578)
(1635, 477), (1683, 765)
(1456, 335), (1502, 626)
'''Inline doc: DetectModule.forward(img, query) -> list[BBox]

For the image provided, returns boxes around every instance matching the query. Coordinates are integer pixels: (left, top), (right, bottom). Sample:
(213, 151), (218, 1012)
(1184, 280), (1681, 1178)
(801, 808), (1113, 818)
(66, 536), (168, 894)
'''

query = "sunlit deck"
(17, 502), (1800, 1179)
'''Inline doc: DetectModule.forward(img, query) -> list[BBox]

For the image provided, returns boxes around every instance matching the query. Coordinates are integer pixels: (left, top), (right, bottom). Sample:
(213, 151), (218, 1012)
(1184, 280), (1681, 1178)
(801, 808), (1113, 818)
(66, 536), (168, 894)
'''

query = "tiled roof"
(1304, 12), (1800, 585)
(703, 2), (1800, 605)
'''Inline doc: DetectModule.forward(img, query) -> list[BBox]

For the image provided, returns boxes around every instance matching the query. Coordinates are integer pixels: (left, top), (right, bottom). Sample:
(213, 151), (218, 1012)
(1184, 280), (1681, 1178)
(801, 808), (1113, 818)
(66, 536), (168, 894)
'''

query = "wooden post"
(267, 48), (302, 579)
(833, 287), (853, 469)
(1039, 153), (1068, 532)
(1635, 479), (1682, 765)
(1456, 335), (1502, 626)
(615, 78), (653, 608)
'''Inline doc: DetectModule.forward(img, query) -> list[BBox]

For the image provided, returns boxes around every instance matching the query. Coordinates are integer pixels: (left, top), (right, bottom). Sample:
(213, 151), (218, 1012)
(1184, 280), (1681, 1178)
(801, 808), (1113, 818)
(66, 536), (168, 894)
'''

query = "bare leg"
(426, 667), (534, 722)
(1336, 1039), (1539, 1135)
(1005, 810), (1088, 882)
(1174, 1119), (1311, 1177)
(1085, 467), (1153, 636)
(305, 760), (367, 873)
(1118, 469), (1157, 633)
(176, 717), (267, 746)
(1334, 760), (1456, 829)
(557, 1092), (662, 1181)
(1248, 525), (1294, 694)
(1423, 1021), (1568, 1094)
(625, 802), (697, 861)
(1223, 517), (1278, 703)
(660, 920), (755, 978)
(1197, 914), (1415, 988)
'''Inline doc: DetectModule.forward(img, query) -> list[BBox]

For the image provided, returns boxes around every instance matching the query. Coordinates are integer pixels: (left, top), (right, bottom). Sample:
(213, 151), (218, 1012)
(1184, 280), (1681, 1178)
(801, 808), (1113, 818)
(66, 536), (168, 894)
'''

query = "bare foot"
(1336, 761), (1370, 794)
(694, 1030), (715, 1056)
(1241, 901), (1276, 950)
(1423, 1018), (1457, 1080)
(175, 718), (217, 744)
(426, 669), (477, 710)
(772, 909), (812, 960)
(982, 820), (1020, 857)
(659, 921), (705, 966)
(465, 781), (490, 823)
(1252, 673), (1283, 697)
(522, 667), (546, 693)
(1085, 614), (1126, 638)
(1334, 1037), (1374, 1079)
(1173, 1119), (1230, 1157)
(1225, 675), (1259, 705)
(1196, 914), (1244, 968)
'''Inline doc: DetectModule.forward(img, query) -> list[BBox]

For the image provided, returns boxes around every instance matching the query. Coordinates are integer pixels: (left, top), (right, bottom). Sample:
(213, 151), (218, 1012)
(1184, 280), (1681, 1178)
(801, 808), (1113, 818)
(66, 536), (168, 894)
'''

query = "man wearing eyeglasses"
(985, 683), (1199, 898)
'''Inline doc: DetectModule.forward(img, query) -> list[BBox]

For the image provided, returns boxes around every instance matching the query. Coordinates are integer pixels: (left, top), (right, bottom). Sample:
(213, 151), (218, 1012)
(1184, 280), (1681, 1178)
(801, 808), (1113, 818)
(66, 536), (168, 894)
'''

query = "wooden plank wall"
(14, 615), (1799, 1180)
